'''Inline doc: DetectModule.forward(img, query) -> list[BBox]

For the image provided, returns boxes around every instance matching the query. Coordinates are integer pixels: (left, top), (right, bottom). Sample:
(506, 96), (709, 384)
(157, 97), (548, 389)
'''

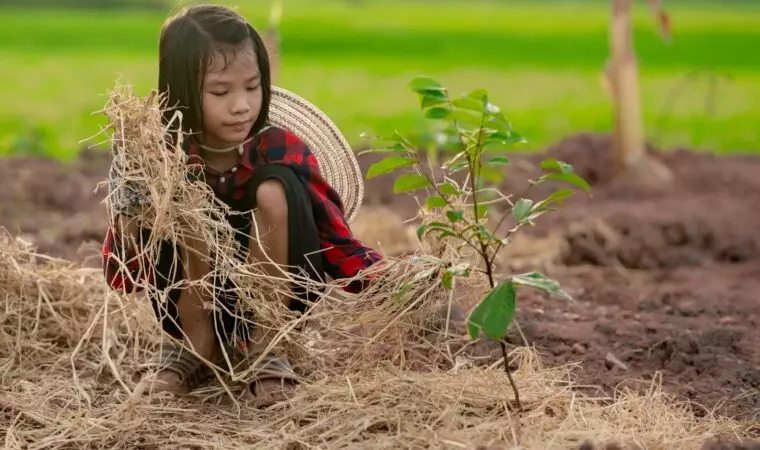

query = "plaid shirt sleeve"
(101, 225), (149, 293)
(258, 127), (384, 293)
(101, 137), (151, 294)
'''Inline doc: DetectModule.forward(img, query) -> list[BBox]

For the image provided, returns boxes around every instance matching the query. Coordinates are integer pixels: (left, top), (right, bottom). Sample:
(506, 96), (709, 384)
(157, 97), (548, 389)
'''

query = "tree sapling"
(361, 76), (592, 411)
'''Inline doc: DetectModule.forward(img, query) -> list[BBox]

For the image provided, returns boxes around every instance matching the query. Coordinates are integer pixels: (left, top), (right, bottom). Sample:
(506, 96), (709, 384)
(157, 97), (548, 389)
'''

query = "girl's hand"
(108, 155), (151, 217)
(112, 214), (142, 254)
(114, 214), (140, 240)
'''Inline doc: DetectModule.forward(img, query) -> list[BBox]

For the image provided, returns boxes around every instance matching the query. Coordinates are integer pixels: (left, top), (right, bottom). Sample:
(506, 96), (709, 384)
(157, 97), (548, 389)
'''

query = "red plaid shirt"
(101, 126), (383, 294)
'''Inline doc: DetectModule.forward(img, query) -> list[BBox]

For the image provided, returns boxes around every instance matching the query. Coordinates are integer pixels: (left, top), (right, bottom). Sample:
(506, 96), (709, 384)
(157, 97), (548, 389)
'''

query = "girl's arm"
(315, 198), (384, 293)
(102, 215), (149, 293)
(102, 150), (153, 294)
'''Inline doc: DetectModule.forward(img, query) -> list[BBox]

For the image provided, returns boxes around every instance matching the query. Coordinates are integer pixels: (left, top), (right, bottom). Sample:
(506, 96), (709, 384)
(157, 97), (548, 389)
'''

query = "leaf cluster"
(362, 76), (591, 344)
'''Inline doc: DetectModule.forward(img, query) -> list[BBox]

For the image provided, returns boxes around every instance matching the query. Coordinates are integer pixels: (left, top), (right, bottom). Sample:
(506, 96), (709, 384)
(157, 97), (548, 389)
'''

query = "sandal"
(242, 351), (301, 408)
(133, 340), (216, 396)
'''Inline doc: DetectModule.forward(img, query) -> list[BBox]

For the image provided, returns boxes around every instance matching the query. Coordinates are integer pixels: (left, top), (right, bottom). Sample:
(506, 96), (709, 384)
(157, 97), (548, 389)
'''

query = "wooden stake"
(607, 0), (673, 186)
(610, 0), (644, 171)
(264, 0), (283, 84)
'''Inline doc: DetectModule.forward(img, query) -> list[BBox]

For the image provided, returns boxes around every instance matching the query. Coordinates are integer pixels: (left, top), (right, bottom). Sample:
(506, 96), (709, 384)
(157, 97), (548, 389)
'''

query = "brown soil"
(1, 133), (758, 432)
(0, 148), (111, 266)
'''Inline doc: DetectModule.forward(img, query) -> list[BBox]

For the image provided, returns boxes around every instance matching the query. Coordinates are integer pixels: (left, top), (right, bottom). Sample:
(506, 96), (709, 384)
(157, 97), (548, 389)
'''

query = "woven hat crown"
(267, 86), (364, 223)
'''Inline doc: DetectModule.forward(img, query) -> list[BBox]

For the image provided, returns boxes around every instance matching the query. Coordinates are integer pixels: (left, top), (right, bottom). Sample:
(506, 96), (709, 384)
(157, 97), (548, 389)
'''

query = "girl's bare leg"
(246, 179), (295, 402)
(137, 232), (217, 394)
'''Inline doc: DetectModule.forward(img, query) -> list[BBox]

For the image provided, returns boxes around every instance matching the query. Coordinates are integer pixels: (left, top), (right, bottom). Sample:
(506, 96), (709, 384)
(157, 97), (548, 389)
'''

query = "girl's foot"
(134, 369), (187, 395)
(245, 352), (300, 408)
(132, 341), (219, 396)
(249, 377), (298, 406)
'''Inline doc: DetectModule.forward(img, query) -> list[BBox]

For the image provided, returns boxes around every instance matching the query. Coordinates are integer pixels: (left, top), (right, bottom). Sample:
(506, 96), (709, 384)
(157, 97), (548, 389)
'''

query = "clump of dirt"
(561, 208), (759, 269)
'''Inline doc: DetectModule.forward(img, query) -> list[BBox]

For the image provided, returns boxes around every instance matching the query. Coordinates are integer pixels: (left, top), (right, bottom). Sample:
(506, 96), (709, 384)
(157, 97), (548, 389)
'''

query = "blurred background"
(0, 0), (758, 161)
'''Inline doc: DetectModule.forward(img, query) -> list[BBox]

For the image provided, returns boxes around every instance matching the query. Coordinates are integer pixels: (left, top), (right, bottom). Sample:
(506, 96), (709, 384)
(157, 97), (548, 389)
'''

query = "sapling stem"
(461, 110), (523, 412)
(500, 340), (522, 411)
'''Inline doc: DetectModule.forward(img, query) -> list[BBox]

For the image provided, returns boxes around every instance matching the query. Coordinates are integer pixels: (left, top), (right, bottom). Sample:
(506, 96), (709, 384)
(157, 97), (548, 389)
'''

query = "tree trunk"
(264, 29), (279, 84)
(607, 0), (673, 186)
(263, 0), (283, 84)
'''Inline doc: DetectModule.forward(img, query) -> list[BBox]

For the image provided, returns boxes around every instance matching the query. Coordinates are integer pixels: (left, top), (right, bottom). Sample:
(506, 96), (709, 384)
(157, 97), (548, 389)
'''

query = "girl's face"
(201, 41), (263, 148)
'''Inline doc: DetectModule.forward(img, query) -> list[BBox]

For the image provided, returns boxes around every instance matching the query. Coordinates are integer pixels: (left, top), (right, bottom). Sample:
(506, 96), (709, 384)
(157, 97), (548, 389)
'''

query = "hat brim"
(268, 86), (364, 223)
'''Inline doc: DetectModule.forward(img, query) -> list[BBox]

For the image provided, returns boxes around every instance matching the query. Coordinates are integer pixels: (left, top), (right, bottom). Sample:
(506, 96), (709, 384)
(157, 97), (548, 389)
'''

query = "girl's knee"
(255, 179), (288, 223)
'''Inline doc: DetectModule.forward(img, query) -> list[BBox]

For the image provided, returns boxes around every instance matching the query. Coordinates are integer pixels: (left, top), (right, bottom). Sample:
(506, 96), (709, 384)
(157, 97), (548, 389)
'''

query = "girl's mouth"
(225, 120), (252, 131)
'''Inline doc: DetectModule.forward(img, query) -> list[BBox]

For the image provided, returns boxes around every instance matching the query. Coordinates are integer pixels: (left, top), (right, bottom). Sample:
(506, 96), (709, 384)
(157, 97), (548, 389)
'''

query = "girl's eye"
(247, 85), (260, 92)
(210, 91), (227, 97)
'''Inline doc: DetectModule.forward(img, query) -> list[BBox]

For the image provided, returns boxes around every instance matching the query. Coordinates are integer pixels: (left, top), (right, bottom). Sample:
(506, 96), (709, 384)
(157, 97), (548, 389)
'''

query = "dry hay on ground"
(0, 231), (756, 449)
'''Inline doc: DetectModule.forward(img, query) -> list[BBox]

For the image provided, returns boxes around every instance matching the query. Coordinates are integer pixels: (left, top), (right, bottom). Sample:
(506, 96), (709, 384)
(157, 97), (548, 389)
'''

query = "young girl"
(102, 4), (383, 406)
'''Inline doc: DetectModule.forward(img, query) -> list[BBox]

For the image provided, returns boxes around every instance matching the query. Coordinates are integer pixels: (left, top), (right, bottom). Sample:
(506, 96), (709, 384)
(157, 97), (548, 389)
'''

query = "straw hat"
(268, 86), (364, 223)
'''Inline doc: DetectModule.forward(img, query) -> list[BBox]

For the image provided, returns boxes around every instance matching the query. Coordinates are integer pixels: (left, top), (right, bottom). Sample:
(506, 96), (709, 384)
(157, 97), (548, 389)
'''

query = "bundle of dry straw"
(0, 232), (751, 449)
(96, 84), (454, 380)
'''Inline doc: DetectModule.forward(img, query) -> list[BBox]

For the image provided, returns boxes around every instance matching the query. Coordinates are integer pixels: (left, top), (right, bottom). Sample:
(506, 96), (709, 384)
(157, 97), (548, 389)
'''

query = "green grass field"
(1, 0), (759, 160)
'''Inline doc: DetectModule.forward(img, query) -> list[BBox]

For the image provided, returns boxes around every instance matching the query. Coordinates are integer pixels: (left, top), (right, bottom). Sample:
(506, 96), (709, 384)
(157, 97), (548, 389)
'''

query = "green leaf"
(452, 97), (484, 112)
(513, 198), (534, 223)
(391, 130), (416, 148)
(511, 272), (573, 301)
(421, 92), (448, 108)
(366, 156), (416, 179)
(419, 86), (448, 105)
(426, 195), (448, 209)
(442, 271), (454, 289)
(467, 280), (516, 340)
(540, 158), (574, 174)
(388, 142), (407, 152)
(475, 204), (488, 219)
(533, 188), (574, 212)
(473, 224), (504, 244)
(446, 210), (464, 223)
(487, 156), (511, 166)
(425, 107), (451, 120)
(544, 172), (592, 195)
(409, 76), (444, 93)
(422, 222), (458, 240)
(394, 173), (432, 193)
(416, 224), (428, 240)
(468, 89), (488, 104)
(486, 112), (512, 129)
(484, 130), (527, 147)
(447, 110), (483, 126)
(439, 183), (461, 196)
(442, 263), (469, 290)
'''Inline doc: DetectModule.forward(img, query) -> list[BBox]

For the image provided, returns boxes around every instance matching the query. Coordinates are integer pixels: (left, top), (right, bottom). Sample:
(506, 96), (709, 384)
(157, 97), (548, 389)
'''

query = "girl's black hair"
(158, 5), (271, 143)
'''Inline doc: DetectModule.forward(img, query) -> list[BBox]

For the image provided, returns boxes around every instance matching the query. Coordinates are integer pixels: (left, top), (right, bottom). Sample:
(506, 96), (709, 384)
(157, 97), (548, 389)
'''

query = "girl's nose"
(232, 98), (250, 114)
